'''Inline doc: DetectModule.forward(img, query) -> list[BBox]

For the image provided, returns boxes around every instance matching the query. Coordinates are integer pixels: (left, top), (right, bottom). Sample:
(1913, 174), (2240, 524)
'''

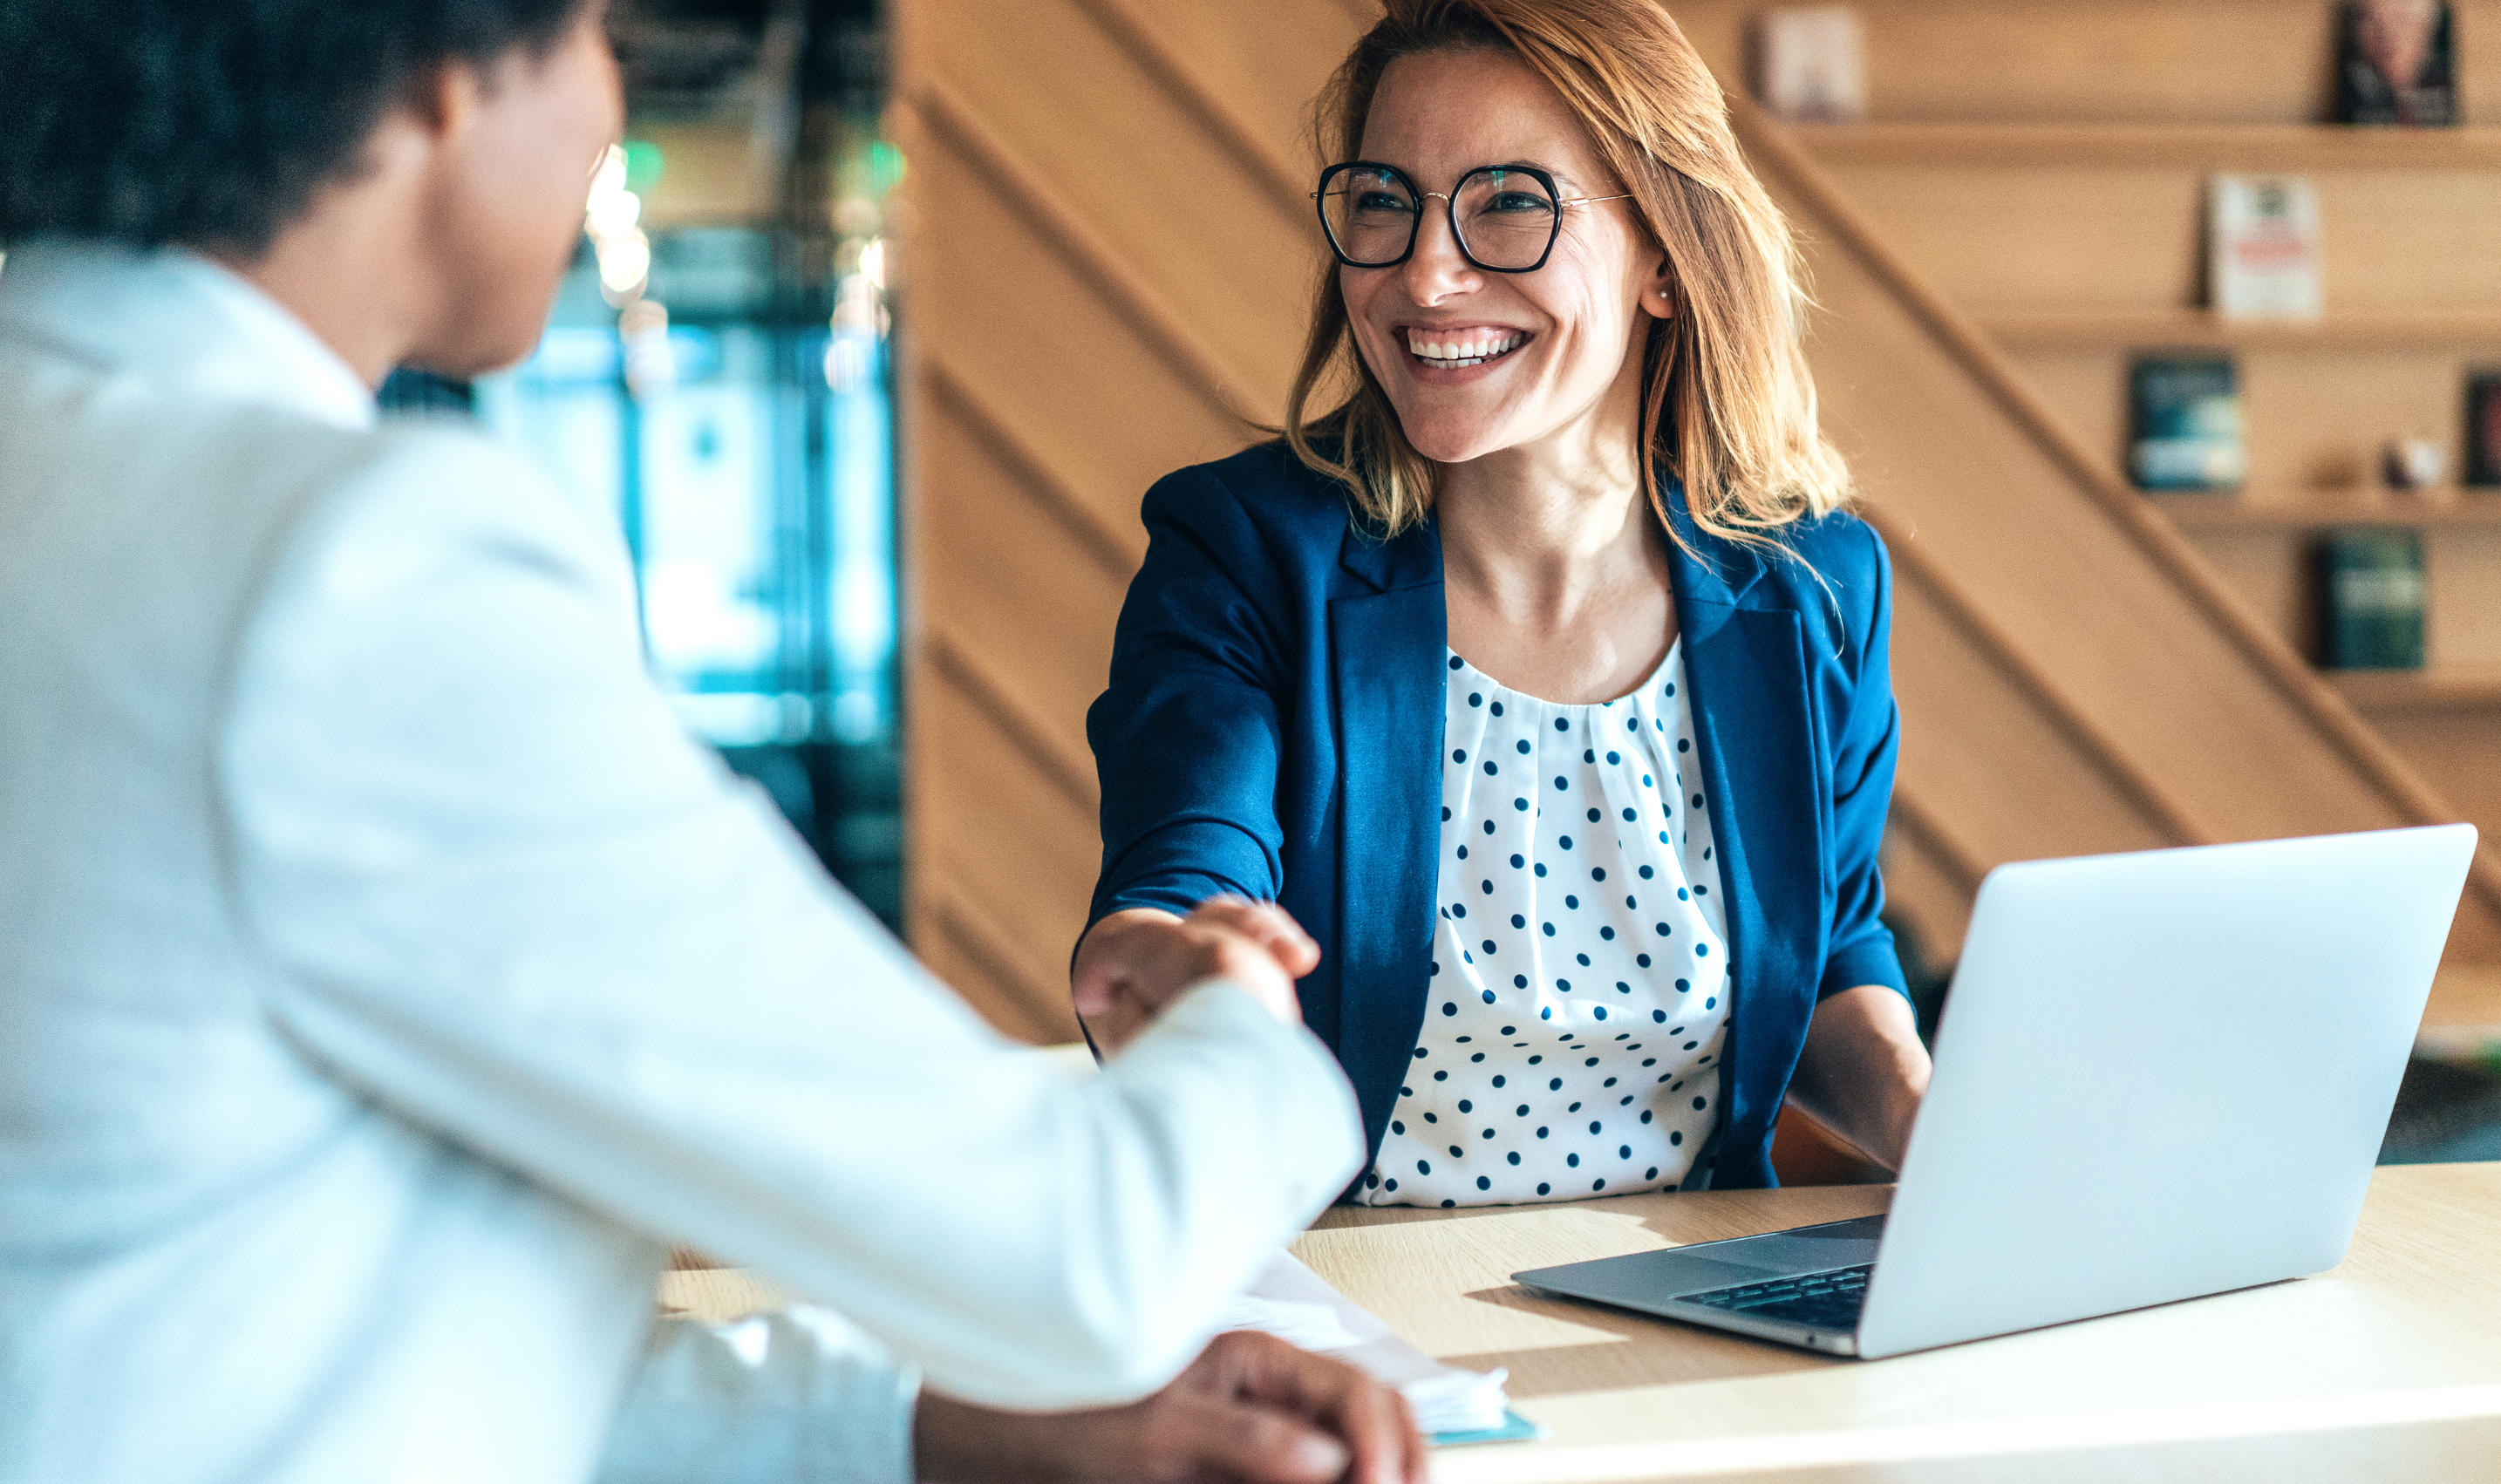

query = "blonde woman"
(1074, 0), (1932, 1206)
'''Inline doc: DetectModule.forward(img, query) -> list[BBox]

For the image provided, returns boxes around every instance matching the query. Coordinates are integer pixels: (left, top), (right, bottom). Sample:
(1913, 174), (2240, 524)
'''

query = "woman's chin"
(1394, 415), (1516, 467)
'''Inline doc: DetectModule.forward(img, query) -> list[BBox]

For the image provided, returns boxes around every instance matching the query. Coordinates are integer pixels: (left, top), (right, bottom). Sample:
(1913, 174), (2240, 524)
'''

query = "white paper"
(1225, 1251), (1510, 1437)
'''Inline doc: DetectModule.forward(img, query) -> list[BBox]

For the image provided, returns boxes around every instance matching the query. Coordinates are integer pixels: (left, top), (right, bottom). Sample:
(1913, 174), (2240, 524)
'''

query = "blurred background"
(406, 0), (2500, 1168)
(386, 0), (906, 927)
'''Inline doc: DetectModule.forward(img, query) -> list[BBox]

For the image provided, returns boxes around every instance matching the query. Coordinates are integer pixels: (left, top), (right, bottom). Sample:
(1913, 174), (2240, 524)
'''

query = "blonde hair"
(1283, 0), (1852, 546)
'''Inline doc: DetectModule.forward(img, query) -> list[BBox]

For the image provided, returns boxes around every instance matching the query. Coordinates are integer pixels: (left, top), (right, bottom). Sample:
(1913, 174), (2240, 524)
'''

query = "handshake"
(928, 898), (1423, 1484)
(1072, 897), (1325, 1058)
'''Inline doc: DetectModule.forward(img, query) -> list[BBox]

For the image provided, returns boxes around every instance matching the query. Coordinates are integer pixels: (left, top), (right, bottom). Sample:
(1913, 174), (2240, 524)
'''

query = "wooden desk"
(1299, 1164), (2501, 1482)
(662, 1165), (2501, 1481)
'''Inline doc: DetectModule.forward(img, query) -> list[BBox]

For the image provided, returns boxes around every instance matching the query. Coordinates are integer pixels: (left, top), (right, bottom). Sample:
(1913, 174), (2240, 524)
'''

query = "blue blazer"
(1085, 442), (1908, 1190)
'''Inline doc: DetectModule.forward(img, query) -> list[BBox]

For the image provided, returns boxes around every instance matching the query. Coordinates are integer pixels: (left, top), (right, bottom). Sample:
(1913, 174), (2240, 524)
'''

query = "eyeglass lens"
(1319, 166), (1559, 271)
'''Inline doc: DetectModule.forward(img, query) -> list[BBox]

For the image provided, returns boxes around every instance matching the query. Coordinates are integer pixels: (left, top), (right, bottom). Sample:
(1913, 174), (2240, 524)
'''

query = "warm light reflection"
(586, 142), (651, 305)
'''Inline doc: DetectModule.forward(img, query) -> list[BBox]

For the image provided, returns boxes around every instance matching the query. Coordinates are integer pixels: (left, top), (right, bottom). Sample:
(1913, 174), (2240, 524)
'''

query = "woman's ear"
(1639, 253), (1678, 322)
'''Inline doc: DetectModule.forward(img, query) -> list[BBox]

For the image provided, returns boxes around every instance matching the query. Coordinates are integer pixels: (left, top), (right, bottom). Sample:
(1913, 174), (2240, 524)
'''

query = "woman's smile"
(1401, 323), (1532, 379)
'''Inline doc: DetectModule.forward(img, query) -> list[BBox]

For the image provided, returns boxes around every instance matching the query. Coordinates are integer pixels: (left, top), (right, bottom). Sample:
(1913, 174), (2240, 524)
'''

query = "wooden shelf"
(2327, 667), (2501, 712)
(2150, 493), (2501, 531)
(1978, 309), (2501, 350)
(1792, 122), (2501, 170)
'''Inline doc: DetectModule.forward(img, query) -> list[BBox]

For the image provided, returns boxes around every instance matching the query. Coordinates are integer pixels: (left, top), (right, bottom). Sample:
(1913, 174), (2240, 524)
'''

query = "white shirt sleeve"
(596, 1310), (918, 1484)
(215, 427), (1365, 1411)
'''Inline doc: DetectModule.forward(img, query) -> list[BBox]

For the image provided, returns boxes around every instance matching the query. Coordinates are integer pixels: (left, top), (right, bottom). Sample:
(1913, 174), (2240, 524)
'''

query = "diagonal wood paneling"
(895, 0), (1361, 1033)
(898, 0), (2498, 1038)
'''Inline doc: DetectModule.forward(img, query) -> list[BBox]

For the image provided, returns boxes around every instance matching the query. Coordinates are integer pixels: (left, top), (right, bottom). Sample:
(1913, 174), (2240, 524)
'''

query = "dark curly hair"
(0, 0), (590, 255)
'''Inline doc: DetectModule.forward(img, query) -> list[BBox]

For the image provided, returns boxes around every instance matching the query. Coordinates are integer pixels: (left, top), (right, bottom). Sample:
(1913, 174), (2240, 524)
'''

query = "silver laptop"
(1513, 824), (2478, 1359)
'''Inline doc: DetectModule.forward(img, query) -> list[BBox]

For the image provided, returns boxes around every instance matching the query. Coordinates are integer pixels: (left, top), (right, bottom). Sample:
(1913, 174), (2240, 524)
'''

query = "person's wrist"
(1186, 965), (1301, 1030)
(914, 1392), (1063, 1483)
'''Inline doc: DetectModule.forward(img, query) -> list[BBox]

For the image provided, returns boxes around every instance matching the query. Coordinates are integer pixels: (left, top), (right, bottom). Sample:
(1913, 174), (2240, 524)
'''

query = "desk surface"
(664, 1165), (2501, 1481)
(1298, 1163), (2501, 1482)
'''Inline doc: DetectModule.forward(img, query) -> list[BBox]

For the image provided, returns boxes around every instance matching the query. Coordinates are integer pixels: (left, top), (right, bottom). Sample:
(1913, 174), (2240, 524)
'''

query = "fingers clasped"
(1071, 898), (1323, 1057)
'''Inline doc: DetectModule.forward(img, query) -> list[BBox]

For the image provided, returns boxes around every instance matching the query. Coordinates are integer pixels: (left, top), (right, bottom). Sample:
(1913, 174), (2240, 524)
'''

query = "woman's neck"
(1433, 368), (1677, 703)
(1434, 343), (1660, 631)
(1436, 447), (1650, 620)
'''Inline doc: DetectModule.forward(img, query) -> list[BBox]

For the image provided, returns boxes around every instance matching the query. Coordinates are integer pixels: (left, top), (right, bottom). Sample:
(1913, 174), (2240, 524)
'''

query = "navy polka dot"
(1363, 647), (1731, 1208)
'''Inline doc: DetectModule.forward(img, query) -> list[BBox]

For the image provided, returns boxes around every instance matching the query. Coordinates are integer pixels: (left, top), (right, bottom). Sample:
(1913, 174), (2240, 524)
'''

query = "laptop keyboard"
(1676, 1263), (1872, 1331)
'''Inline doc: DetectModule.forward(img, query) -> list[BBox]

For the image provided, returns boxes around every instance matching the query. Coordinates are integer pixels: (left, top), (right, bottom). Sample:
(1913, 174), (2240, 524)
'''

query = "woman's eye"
(1355, 191), (1415, 214)
(1487, 192), (1555, 215)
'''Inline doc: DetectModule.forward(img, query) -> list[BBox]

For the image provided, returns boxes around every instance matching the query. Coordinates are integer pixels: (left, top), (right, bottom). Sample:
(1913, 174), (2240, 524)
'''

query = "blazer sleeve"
(1817, 520), (1912, 1002)
(1086, 466), (1294, 924)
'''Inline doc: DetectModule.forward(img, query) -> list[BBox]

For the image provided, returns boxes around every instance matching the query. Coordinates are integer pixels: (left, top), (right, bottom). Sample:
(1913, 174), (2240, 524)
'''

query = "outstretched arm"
(221, 435), (1366, 1410)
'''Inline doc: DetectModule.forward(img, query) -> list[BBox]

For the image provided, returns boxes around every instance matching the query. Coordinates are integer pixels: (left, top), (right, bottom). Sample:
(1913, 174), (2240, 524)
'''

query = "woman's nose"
(1401, 197), (1481, 305)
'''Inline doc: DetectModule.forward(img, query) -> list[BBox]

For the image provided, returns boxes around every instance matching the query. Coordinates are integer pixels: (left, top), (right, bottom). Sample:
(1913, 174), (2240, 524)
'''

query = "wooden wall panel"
(910, 0), (1322, 415)
(2371, 709), (2501, 858)
(917, 396), (1133, 749)
(896, 0), (1360, 1036)
(1117, 0), (1374, 177)
(916, 671), (1096, 1044)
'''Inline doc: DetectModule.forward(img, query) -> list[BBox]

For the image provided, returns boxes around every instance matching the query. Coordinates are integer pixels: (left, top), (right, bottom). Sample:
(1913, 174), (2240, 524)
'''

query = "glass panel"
(638, 325), (778, 691)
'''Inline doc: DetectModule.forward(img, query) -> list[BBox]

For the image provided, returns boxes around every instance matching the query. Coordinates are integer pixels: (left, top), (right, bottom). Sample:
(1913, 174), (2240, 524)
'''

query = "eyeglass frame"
(1310, 160), (1634, 275)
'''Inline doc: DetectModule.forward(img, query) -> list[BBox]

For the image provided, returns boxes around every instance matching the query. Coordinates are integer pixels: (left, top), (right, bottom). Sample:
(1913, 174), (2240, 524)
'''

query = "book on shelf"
(2208, 175), (2322, 320)
(2466, 371), (2501, 486)
(2130, 357), (2245, 492)
(2335, 0), (2456, 126)
(1752, 7), (1864, 124)
(2320, 528), (2427, 670)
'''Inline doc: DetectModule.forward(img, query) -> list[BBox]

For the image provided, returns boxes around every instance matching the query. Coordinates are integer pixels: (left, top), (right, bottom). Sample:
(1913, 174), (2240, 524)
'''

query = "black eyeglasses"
(1312, 160), (1632, 274)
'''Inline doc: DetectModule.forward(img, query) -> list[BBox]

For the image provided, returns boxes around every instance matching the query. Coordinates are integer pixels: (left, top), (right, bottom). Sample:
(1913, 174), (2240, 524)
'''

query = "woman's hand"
(1785, 984), (1934, 1173)
(1072, 899), (1322, 1058)
(913, 1329), (1427, 1484)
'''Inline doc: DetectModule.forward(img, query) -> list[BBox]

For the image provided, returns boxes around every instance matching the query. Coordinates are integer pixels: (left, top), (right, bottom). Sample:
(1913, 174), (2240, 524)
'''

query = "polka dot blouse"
(1355, 643), (1731, 1208)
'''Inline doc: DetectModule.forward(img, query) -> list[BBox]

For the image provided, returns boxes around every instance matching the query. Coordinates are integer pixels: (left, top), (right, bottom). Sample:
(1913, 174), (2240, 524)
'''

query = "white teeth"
(1407, 330), (1523, 365)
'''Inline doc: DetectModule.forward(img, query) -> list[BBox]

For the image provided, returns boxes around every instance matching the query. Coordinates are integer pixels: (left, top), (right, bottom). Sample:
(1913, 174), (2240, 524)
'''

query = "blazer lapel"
(1668, 506), (1823, 1186)
(1329, 521), (1446, 1154)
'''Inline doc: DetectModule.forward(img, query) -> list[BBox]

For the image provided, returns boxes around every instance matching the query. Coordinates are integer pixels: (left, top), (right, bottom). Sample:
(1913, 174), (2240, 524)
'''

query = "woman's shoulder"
(1728, 507), (1892, 669)
(1767, 506), (1887, 583)
(1748, 507), (1890, 621)
(1141, 439), (1359, 557)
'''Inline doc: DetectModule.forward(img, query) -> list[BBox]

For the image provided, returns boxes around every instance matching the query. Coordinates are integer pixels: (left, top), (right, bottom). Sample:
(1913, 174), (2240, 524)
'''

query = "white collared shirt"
(0, 242), (1365, 1484)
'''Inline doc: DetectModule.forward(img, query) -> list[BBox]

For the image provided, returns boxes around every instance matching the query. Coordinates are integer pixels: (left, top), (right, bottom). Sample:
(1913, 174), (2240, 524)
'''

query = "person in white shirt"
(0, 2), (1423, 1481)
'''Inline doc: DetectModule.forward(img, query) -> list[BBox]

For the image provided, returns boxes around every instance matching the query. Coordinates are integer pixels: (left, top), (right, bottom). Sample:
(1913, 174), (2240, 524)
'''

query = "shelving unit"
(1794, 122), (2501, 169)
(2150, 494), (2501, 531)
(1792, 99), (2501, 902)
(1980, 311), (2501, 351)
(2330, 667), (2501, 711)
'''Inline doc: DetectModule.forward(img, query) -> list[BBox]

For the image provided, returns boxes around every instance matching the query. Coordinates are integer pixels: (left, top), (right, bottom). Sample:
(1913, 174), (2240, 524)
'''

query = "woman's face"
(1340, 48), (1668, 467)
(412, 4), (624, 375)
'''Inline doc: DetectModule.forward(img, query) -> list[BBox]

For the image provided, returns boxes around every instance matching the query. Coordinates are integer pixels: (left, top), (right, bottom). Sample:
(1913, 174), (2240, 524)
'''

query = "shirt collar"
(0, 239), (376, 431)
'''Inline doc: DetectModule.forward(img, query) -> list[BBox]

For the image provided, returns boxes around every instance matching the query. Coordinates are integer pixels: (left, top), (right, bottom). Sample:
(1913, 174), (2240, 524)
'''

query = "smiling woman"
(1075, 0), (1932, 1208)
(1286, 0), (1850, 548)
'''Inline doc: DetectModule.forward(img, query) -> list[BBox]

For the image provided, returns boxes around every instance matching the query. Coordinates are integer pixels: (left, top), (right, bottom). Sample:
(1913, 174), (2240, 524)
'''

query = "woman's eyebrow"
(1484, 159), (1598, 193)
